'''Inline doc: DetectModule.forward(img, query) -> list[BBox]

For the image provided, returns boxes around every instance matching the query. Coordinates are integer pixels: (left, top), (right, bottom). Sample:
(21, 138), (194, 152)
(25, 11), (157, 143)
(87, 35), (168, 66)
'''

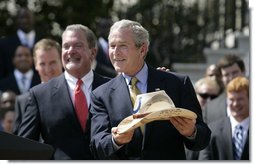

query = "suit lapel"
(11, 73), (21, 94)
(110, 75), (133, 118)
(221, 118), (234, 159)
(147, 66), (166, 93)
(51, 75), (82, 130)
(241, 129), (249, 160)
(110, 75), (143, 153)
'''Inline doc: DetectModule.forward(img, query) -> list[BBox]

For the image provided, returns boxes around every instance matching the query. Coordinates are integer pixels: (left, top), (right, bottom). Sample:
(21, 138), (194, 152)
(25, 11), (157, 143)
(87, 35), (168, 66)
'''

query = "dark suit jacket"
(203, 92), (227, 123)
(13, 92), (30, 135)
(0, 33), (43, 79)
(90, 66), (211, 160)
(0, 71), (41, 95)
(94, 42), (117, 78)
(198, 117), (249, 160)
(17, 72), (109, 160)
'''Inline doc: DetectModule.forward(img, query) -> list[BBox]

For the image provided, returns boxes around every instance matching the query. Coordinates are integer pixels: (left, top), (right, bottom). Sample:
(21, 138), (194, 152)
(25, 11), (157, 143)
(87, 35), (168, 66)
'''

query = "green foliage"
(0, 0), (248, 67)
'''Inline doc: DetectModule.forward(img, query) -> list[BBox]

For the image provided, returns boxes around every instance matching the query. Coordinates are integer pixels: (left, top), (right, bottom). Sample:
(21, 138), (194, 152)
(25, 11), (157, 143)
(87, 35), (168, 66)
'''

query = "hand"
(111, 127), (134, 145)
(156, 66), (170, 72)
(169, 116), (196, 137)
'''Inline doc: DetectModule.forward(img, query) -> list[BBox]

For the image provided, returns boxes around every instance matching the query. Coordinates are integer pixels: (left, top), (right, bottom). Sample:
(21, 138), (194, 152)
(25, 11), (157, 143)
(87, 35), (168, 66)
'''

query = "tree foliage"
(0, 0), (249, 68)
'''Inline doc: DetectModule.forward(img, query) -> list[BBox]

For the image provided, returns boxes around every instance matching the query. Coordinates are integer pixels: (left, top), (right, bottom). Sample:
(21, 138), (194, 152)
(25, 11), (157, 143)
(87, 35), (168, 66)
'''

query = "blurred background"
(0, 0), (249, 82)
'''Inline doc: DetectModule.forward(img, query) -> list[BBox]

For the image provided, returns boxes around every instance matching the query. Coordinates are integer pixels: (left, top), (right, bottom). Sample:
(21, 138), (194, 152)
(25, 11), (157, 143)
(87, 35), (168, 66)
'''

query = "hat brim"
(117, 101), (197, 134)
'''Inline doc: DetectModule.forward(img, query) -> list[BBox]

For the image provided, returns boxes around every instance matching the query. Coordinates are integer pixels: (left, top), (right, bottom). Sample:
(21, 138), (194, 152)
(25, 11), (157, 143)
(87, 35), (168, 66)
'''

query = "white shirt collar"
(64, 70), (94, 106)
(14, 69), (33, 80)
(17, 29), (35, 48)
(64, 70), (94, 90)
(230, 115), (250, 133)
(98, 37), (108, 53)
(14, 69), (34, 93)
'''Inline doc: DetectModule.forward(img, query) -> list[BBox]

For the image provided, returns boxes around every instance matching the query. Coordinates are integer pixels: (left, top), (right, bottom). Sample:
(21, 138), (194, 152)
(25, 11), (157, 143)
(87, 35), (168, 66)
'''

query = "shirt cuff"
(112, 136), (123, 151)
(186, 127), (197, 140)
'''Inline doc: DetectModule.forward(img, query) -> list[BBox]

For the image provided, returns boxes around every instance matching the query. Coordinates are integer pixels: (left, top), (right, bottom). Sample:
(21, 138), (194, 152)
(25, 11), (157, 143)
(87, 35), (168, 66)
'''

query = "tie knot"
(77, 79), (83, 87)
(131, 77), (139, 87)
(236, 125), (243, 131)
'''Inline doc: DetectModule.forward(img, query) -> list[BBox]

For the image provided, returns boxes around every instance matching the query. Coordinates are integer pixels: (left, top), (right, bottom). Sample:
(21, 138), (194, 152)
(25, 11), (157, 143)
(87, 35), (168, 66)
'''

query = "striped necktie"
(233, 125), (243, 160)
(129, 77), (145, 134)
(20, 75), (27, 94)
(129, 77), (140, 106)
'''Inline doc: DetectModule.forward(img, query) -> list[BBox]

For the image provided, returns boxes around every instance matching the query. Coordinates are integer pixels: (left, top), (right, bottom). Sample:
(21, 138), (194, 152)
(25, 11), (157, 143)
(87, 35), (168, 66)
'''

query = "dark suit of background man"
(90, 19), (211, 160)
(93, 17), (117, 78)
(17, 24), (109, 159)
(13, 38), (63, 135)
(0, 45), (41, 95)
(0, 7), (44, 80)
(199, 76), (249, 160)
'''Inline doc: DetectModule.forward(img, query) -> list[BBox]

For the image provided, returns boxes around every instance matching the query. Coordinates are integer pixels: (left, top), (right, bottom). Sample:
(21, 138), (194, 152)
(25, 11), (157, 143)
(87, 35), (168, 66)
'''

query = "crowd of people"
(0, 7), (249, 161)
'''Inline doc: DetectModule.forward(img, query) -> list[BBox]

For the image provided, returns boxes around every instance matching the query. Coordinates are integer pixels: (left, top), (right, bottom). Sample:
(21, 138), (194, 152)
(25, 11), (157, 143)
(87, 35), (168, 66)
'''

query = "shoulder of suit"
(206, 92), (226, 108)
(92, 75), (121, 92)
(32, 75), (63, 91)
(208, 117), (229, 129)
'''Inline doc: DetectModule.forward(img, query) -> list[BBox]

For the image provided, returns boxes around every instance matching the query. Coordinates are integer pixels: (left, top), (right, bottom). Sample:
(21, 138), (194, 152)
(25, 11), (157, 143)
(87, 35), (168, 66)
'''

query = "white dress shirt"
(14, 69), (33, 94)
(64, 70), (93, 108)
(17, 29), (35, 48)
(230, 115), (249, 147)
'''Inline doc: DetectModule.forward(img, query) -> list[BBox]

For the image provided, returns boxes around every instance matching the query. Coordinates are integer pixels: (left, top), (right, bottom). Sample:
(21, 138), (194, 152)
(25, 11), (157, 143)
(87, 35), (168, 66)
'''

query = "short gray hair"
(62, 24), (97, 49)
(108, 19), (150, 48)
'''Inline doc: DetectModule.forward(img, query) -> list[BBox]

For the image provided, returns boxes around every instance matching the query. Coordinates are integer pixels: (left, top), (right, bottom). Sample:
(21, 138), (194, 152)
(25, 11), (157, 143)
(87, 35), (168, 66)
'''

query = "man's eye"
(75, 44), (84, 49)
(63, 45), (69, 50)
(110, 45), (115, 49)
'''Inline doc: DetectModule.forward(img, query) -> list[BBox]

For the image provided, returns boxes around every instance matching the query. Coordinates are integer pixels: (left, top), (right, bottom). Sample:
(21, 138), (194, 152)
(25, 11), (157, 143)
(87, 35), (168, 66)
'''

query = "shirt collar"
(17, 29), (35, 38)
(230, 115), (250, 131)
(122, 63), (148, 86)
(14, 69), (33, 80)
(64, 70), (94, 90)
(17, 29), (35, 47)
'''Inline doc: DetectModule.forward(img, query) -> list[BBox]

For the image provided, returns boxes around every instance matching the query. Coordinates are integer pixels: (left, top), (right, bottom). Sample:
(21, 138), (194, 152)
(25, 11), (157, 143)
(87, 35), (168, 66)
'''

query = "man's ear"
(90, 47), (98, 61)
(140, 43), (148, 59)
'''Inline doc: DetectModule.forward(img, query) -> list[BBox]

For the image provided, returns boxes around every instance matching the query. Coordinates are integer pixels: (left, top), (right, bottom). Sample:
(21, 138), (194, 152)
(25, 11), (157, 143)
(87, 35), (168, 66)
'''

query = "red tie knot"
(75, 79), (83, 93)
(77, 79), (83, 86)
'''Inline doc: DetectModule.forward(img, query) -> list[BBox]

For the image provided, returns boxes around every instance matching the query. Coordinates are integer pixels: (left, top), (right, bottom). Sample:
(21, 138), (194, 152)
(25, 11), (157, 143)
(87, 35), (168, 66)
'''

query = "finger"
(111, 127), (118, 134)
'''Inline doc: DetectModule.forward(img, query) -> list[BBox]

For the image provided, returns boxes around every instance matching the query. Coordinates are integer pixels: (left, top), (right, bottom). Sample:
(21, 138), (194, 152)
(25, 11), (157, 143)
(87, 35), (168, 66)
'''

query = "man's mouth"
(67, 56), (80, 63)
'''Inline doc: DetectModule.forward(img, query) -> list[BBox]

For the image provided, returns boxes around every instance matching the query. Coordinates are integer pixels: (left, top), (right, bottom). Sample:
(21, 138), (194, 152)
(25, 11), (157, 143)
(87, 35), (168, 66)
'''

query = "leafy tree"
(0, 0), (249, 68)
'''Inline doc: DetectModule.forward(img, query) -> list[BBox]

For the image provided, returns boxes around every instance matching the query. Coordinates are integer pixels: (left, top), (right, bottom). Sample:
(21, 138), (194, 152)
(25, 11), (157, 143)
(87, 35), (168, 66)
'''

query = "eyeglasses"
(197, 93), (218, 100)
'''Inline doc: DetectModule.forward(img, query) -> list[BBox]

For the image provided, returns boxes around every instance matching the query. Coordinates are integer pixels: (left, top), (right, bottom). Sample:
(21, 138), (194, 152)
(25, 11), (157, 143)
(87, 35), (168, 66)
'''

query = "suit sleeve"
(12, 96), (23, 135)
(17, 90), (41, 141)
(180, 76), (211, 151)
(90, 91), (119, 160)
(198, 146), (212, 160)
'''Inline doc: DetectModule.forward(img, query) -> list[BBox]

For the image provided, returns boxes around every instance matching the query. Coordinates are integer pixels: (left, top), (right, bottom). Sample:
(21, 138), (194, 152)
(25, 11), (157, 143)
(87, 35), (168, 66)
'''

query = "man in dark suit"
(0, 7), (44, 80)
(13, 38), (63, 135)
(17, 24), (109, 159)
(0, 45), (41, 95)
(203, 55), (246, 124)
(90, 19), (211, 160)
(199, 77), (249, 160)
(93, 17), (117, 78)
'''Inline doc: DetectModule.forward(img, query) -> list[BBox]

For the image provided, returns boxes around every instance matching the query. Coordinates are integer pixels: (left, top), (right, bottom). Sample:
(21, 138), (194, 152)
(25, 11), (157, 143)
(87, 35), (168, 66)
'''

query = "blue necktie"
(233, 125), (243, 160)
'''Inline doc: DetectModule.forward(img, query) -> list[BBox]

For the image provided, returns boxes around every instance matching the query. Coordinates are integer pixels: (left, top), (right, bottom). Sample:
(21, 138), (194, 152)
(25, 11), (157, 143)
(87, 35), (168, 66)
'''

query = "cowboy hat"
(117, 90), (197, 134)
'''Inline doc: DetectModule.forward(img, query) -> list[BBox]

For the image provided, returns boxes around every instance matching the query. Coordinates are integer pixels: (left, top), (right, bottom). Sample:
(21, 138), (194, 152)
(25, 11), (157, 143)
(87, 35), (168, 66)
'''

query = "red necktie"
(74, 79), (88, 131)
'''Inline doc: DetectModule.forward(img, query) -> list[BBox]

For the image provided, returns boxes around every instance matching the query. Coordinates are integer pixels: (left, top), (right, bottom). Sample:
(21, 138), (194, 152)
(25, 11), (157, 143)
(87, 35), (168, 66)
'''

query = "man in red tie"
(17, 24), (110, 160)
